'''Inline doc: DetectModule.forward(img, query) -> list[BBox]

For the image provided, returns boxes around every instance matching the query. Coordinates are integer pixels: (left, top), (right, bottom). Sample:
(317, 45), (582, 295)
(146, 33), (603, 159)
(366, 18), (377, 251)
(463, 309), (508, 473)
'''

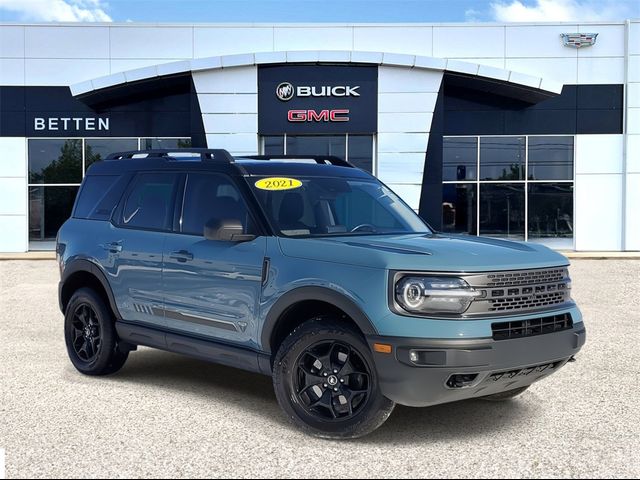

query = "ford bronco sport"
(57, 149), (586, 439)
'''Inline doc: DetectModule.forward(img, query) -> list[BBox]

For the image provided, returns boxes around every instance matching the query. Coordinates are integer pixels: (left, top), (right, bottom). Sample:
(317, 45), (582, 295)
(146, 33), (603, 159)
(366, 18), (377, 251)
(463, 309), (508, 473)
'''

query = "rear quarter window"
(73, 175), (130, 221)
(119, 172), (180, 231)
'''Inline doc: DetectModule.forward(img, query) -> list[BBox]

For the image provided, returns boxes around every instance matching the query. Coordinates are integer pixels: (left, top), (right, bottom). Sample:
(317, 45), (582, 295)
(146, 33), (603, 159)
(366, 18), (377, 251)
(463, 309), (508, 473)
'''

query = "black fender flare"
(260, 286), (379, 354)
(59, 259), (122, 319)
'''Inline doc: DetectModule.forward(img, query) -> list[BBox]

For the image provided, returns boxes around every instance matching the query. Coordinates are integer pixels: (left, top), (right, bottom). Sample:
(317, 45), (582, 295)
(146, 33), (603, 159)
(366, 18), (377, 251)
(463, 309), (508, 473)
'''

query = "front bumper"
(367, 324), (586, 407)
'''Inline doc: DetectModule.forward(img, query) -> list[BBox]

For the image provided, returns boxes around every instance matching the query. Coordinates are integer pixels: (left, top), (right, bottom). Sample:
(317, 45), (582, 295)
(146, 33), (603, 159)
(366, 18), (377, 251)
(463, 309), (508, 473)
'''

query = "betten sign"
(34, 117), (110, 131)
(258, 65), (377, 135)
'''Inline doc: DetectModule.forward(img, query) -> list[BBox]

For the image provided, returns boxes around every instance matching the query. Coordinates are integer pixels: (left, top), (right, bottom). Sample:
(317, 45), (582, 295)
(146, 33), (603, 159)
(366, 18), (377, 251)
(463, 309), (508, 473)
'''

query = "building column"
(624, 20), (640, 250)
(376, 66), (444, 211)
(192, 66), (259, 156)
(575, 134), (624, 251)
(0, 138), (28, 253)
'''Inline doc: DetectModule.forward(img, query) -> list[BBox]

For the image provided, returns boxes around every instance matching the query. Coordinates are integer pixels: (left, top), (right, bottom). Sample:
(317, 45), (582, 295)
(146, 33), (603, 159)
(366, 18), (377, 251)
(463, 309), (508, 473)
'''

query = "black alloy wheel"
(64, 287), (129, 376)
(295, 340), (372, 421)
(71, 303), (102, 363)
(273, 318), (395, 439)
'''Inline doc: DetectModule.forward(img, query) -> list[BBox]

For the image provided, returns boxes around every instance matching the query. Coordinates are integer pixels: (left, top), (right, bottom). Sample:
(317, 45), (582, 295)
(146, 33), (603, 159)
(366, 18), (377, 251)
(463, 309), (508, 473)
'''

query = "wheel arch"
(59, 259), (121, 320)
(261, 286), (378, 355)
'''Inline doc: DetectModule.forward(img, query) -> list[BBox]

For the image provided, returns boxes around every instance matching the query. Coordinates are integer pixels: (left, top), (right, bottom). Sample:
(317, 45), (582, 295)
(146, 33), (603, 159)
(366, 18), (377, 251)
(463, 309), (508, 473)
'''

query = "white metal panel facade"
(0, 20), (637, 252)
(0, 138), (27, 252)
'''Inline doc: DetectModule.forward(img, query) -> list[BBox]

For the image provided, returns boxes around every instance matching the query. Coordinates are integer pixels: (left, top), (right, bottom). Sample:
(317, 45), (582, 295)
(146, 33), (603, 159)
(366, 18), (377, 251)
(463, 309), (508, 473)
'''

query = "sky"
(0, 0), (638, 23)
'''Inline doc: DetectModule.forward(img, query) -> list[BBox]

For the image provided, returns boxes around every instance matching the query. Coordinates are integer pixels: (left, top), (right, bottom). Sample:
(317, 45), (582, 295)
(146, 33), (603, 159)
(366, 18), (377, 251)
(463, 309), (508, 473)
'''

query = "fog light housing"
(406, 349), (447, 366)
(446, 374), (479, 389)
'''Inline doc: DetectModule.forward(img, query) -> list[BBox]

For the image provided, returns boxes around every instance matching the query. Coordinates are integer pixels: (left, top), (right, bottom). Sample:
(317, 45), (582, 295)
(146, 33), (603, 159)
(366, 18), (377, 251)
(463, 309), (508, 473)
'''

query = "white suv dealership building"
(0, 20), (638, 252)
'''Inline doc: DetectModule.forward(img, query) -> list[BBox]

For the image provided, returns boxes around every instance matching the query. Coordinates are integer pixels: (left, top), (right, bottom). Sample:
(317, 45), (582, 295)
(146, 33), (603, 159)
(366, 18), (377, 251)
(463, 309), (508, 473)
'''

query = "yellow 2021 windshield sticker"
(255, 177), (303, 191)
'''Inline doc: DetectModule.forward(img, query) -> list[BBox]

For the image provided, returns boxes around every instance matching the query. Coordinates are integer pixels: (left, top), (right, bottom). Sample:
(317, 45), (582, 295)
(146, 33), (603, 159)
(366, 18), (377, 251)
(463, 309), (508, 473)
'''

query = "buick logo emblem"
(276, 82), (295, 101)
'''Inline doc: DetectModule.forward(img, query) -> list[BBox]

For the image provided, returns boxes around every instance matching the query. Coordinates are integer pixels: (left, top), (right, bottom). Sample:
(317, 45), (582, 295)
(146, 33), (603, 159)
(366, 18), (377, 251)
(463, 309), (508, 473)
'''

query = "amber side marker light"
(373, 343), (393, 354)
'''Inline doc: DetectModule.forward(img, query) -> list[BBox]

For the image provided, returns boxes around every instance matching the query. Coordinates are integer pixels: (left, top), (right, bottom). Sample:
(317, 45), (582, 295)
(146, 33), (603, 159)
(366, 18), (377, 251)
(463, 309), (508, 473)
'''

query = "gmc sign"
(258, 65), (377, 135)
(287, 109), (350, 122)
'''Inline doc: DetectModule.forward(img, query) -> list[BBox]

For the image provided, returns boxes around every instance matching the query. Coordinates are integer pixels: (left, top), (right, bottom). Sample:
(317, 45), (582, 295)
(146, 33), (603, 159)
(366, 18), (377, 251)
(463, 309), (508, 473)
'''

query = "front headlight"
(395, 276), (482, 315)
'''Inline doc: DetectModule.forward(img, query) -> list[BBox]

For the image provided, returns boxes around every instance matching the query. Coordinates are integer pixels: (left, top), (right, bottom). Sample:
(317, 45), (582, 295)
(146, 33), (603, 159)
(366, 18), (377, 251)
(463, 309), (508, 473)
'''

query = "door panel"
(101, 171), (181, 329)
(102, 225), (167, 327)
(162, 236), (266, 347)
(162, 173), (266, 348)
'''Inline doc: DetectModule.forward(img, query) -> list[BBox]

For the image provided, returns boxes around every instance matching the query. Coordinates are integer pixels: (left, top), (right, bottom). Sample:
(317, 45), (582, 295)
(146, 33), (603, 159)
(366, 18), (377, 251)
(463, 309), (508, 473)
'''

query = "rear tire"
(64, 287), (128, 376)
(480, 386), (529, 402)
(273, 318), (395, 439)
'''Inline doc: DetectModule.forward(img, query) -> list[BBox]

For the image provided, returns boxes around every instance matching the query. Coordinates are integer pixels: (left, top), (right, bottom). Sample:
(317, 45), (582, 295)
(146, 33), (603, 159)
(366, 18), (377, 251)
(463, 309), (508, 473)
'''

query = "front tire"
(64, 287), (128, 376)
(273, 318), (395, 439)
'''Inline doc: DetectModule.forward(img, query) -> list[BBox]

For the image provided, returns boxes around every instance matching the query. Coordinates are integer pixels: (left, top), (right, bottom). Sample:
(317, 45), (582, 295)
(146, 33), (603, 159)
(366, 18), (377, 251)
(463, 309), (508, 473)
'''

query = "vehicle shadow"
(107, 348), (540, 444)
(105, 347), (287, 424)
(365, 399), (539, 445)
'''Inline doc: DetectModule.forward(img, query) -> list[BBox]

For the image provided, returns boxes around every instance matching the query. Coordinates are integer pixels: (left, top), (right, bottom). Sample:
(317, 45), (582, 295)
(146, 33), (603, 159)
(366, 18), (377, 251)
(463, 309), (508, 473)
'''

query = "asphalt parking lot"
(1, 259), (639, 478)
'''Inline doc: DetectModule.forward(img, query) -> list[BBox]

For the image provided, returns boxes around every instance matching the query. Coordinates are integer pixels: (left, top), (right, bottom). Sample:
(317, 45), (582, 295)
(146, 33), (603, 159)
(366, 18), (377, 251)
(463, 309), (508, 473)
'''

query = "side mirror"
(204, 219), (256, 243)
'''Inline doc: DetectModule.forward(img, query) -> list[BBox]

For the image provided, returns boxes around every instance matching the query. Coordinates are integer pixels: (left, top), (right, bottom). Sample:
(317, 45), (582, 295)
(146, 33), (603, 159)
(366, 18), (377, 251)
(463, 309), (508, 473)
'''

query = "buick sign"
(276, 82), (361, 101)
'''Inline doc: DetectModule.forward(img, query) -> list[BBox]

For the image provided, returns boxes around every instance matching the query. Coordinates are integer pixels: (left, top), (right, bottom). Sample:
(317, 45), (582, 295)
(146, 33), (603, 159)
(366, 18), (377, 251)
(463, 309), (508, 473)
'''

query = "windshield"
(249, 175), (431, 237)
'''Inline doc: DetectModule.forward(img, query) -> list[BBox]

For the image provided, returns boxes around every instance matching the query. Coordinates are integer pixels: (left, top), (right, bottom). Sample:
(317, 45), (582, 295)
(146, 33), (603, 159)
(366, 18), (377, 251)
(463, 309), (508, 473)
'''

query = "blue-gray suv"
(57, 149), (586, 439)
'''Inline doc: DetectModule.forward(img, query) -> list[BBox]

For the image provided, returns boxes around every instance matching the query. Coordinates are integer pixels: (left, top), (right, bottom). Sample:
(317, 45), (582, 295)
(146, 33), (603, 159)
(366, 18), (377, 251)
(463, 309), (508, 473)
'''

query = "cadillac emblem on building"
(561, 33), (598, 48)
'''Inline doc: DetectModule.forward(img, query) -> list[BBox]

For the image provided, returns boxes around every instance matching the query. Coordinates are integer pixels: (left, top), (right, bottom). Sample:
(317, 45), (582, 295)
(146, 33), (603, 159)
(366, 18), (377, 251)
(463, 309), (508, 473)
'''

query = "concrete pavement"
(0, 260), (638, 478)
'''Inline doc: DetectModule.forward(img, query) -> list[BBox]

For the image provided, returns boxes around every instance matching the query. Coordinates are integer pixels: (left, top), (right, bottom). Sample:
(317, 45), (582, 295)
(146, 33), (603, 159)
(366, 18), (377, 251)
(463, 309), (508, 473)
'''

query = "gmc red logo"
(287, 109), (350, 122)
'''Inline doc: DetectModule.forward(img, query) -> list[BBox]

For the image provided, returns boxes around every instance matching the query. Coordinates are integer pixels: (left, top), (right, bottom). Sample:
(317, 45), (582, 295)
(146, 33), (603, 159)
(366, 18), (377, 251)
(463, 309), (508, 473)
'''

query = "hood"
(278, 233), (569, 272)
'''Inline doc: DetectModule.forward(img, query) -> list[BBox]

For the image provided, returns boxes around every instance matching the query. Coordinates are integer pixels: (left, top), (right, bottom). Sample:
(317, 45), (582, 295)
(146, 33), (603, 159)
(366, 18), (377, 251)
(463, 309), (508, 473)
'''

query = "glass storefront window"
(443, 137), (477, 181)
(263, 136), (285, 155)
(286, 135), (347, 159)
(29, 186), (79, 241)
(479, 184), (526, 240)
(346, 135), (373, 172)
(480, 137), (525, 181)
(443, 135), (574, 246)
(528, 183), (574, 241)
(28, 137), (192, 250)
(260, 134), (374, 173)
(28, 139), (82, 184)
(85, 138), (139, 171)
(528, 136), (574, 180)
(442, 184), (477, 235)
(142, 138), (192, 150)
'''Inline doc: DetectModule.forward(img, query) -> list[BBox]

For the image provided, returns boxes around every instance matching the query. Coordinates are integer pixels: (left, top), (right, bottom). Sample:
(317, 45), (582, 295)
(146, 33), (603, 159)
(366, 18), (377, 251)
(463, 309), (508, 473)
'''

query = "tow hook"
(568, 356), (577, 363)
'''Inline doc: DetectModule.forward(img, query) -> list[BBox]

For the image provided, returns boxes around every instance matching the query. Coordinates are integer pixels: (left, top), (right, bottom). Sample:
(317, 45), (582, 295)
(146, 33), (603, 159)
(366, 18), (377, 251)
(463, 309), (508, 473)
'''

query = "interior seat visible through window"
(181, 174), (252, 237)
(277, 192), (309, 233)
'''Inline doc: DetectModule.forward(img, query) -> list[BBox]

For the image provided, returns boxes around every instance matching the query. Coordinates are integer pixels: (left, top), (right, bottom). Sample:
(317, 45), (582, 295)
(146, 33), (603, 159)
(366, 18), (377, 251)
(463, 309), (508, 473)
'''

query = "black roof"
(88, 149), (372, 179)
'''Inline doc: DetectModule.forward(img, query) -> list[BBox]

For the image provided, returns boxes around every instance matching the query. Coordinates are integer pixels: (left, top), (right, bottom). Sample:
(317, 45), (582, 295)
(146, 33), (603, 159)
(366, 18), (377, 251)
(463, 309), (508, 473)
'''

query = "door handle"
(103, 242), (123, 253)
(170, 250), (194, 262)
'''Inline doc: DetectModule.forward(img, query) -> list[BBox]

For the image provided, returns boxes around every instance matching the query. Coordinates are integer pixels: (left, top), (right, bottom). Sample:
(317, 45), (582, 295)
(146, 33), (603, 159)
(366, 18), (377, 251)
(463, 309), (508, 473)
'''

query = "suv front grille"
(492, 313), (573, 341)
(463, 267), (572, 316)
(484, 268), (566, 287)
(488, 289), (567, 312)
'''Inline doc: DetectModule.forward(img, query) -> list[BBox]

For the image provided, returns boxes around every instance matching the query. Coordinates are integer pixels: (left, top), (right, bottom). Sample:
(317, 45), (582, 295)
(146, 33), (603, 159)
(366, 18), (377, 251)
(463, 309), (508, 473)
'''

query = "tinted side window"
(121, 173), (179, 231)
(74, 175), (130, 221)
(181, 174), (253, 236)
